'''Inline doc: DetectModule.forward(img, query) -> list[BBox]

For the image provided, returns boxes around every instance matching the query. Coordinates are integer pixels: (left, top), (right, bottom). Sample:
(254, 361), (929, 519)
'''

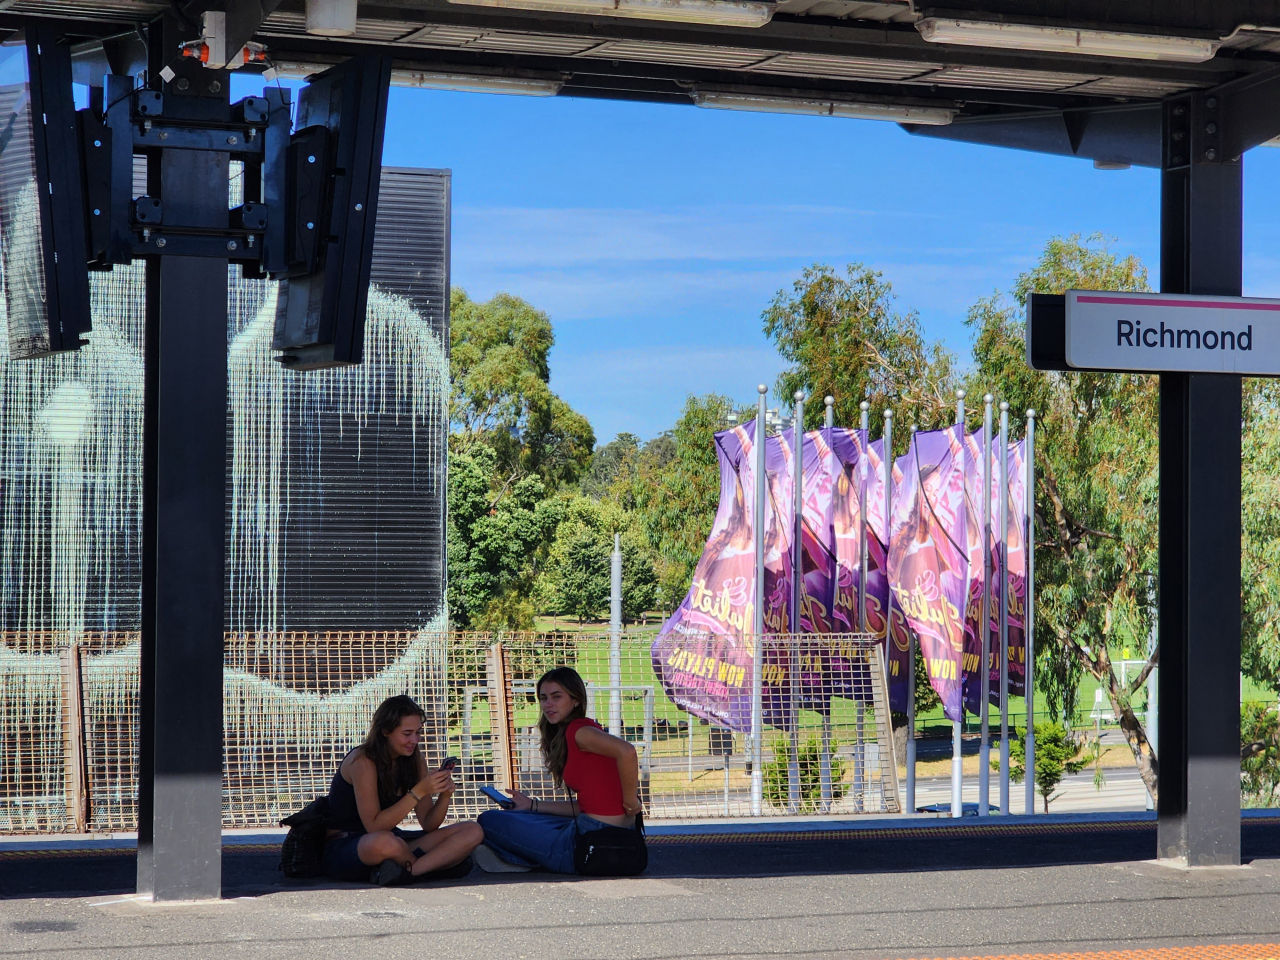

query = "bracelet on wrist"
(407, 788), (421, 803)
(532, 798), (539, 813)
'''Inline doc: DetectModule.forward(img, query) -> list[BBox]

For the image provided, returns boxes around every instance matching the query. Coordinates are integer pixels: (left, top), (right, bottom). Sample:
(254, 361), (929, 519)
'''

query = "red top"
(563, 717), (624, 816)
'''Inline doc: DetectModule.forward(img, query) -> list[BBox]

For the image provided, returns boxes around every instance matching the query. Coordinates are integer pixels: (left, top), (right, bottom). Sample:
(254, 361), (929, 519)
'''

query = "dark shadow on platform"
(4, 819), (1278, 899)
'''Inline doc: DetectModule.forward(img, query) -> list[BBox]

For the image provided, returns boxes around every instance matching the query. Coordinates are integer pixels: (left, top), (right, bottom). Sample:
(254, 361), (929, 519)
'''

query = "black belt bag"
(572, 807), (648, 876)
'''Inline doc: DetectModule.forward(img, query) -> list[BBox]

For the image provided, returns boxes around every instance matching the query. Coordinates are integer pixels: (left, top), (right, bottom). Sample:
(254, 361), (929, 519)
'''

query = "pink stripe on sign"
(1075, 294), (1280, 312)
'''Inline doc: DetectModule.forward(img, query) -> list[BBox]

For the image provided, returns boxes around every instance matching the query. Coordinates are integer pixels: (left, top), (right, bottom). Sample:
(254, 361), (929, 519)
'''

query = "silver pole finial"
(999, 400), (1009, 412)
(956, 388), (966, 400)
(859, 400), (870, 412)
(984, 393), (994, 404)
(758, 384), (768, 395)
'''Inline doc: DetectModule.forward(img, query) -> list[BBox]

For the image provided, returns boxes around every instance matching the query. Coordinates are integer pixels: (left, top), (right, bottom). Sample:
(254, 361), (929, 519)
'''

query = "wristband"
(532, 798), (539, 813)
(407, 788), (421, 803)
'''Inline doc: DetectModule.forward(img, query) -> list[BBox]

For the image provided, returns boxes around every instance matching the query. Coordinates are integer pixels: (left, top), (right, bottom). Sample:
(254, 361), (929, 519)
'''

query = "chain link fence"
(0, 628), (896, 833)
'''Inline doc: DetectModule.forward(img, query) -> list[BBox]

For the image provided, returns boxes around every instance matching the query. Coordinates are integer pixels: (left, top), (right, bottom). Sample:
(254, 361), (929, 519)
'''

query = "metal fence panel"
(0, 628), (897, 832)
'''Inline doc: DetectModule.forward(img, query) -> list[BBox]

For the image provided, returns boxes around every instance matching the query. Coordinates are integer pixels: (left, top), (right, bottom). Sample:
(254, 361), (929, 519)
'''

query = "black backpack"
(573, 811), (647, 877)
(279, 796), (330, 878)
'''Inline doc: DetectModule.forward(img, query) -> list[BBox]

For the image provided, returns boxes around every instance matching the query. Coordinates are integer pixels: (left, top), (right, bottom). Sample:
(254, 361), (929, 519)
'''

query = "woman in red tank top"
(475, 667), (642, 873)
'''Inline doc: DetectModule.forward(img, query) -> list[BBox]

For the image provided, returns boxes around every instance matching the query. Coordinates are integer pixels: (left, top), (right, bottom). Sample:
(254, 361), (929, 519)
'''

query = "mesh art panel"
(0, 169), (451, 832)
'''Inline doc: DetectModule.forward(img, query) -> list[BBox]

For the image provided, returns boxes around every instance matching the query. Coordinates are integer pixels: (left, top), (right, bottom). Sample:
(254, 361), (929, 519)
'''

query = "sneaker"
(472, 844), (532, 873)
(370, 858), (412, 886)
(415, 855), (475, 881)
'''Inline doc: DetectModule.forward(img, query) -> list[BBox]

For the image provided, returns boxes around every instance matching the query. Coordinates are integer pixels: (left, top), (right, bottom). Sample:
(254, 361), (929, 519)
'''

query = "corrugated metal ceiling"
(0, 1), (1231, 104)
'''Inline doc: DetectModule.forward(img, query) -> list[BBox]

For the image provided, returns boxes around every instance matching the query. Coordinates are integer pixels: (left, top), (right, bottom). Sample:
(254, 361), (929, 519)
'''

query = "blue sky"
(242, 77), (1280, 445)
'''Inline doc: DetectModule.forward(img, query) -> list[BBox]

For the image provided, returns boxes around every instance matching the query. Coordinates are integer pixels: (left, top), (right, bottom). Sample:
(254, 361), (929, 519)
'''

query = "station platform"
(1, 811), (1278, 959)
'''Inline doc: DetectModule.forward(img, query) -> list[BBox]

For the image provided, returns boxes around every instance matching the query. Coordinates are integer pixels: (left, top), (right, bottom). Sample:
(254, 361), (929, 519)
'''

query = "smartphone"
(480, 784), (514, 809)
(440, 756), (460, 771)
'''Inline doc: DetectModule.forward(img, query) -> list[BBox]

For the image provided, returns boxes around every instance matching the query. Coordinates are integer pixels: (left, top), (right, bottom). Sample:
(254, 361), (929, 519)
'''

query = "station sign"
(1027, 290), (1280, 376)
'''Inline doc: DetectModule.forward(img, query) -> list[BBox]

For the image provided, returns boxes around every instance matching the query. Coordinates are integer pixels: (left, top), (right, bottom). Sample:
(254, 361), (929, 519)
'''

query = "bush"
(763, 735), (847, 813)
(1005, 722), (1091, 813)
(1242, 702), (1280, 808)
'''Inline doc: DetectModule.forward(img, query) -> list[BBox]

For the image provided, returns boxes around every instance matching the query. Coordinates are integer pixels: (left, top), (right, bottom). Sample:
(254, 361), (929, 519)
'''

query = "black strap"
(567, 785), (643, 836)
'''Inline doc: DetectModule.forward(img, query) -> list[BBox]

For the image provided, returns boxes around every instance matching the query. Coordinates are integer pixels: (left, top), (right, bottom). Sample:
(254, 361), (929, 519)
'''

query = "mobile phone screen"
(480, 784), (514, 809)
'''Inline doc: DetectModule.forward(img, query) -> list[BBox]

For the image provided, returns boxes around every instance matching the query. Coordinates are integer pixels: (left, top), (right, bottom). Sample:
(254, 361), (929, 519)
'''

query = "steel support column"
(137, 14), (231, 900)
(1157, 93), (1242, 866)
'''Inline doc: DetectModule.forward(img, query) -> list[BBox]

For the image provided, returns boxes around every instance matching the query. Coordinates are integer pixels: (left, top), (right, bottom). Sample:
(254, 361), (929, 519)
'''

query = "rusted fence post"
(59, 641), (88, 833)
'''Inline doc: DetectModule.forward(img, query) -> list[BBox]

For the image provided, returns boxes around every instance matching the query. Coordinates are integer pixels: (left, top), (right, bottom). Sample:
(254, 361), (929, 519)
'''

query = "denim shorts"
(476, 810), (612, 874)
(321, 827), (424, 882)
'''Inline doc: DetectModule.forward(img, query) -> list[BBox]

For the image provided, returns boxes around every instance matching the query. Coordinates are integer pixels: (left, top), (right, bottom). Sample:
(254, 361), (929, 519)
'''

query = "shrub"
(763, 734), (847, 813)
(1006, 722), (1091, 813)
(1242, 702), (1280, 808)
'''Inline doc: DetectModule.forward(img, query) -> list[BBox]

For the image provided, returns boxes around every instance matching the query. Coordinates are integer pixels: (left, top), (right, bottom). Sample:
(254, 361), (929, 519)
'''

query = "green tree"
(1241, 380), (1280, 692)
(1006, 722), (1092, 813)
(447, 443), (563, 629)
(630, 395), (735, 605)
(538, 496), (659, 623)
(966, 233), (1161, 801)
(581, 432), (640, 499)
(763, 735), (847, 813)
(450, 289), (594, 488)
(1241, 702), (1280, 807)
(762, 263), (957, 436)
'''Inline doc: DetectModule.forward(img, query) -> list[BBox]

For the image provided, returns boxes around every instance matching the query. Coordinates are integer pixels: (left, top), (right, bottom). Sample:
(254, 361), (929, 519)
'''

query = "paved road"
(2, 817), (1279, 960)
(914, 764), (1150, 815)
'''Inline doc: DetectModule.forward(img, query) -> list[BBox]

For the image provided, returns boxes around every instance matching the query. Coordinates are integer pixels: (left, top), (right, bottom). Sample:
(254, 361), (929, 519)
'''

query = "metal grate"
(1, 629), (898, 832)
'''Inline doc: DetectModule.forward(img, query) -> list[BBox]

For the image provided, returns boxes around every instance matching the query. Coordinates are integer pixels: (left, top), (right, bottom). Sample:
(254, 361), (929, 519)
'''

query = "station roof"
(9, 1), (1280, 165)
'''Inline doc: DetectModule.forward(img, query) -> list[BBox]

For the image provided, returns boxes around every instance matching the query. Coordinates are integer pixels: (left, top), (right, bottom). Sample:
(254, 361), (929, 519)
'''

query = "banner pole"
(1025, 408), (1036, 816)
(979, 393), (993, 817)
(610, 532), (623, 737)
(752, 384), (767, 817)
(788, 390), (806, 813)
(853, 399), (871, 816)
(953, 389), (965, 819)
(998, 402), (1010, 815)
(858, 401), (870, 636)
(882, 408), (895, 814)
(821, 395), (835, 811)
(906, 424), (919, 815)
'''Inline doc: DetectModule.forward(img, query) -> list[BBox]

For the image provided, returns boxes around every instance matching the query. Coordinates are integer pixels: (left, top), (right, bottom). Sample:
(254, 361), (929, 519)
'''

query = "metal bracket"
(1164, 96), (1192, 170)
(85, 81), (289, 268)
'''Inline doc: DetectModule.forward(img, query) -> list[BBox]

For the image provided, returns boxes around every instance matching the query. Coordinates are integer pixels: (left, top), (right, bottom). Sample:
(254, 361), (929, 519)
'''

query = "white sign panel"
(1064, 289), (1280, 375)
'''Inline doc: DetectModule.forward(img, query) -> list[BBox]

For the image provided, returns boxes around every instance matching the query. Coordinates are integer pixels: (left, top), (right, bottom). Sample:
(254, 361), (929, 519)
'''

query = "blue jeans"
(322, 827), (424, 883)
(477, 810), (611, 874)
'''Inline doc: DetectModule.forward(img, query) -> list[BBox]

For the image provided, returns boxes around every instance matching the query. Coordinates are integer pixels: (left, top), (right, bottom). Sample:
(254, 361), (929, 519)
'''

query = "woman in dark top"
(476, 667), (642, 873)
(324, 694), (484, 885)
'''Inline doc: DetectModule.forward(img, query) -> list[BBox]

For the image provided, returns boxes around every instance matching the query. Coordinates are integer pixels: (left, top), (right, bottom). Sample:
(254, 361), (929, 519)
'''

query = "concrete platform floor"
(2, 813), (1279, 960)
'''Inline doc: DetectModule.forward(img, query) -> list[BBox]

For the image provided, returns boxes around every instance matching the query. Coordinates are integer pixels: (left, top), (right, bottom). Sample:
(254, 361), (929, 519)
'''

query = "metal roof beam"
(915, 1), (1280, 35)
(257, 36), (1143, 113)
(903, 103), (1161, 167)
(286, 0), (1249, 84)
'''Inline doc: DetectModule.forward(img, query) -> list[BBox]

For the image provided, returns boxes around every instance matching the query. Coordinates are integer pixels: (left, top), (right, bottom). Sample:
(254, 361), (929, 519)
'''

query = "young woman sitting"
(476, 667), (642, 873)
(324, 694), (484, 885)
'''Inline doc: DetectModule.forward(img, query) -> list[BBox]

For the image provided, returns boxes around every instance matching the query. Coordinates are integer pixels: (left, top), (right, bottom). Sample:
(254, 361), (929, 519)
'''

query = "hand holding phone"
(480, 784), (514, 809)
(440, 756), (459, 772)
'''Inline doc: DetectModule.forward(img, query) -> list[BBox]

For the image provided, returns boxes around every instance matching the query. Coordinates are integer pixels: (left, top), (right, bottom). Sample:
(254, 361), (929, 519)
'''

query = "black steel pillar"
(136, 14), (231, 900)
(1157, 93), (1242, 866)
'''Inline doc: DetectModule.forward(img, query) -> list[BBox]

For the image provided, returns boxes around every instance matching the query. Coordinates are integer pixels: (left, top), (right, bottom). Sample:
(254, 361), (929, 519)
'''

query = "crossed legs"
(356, 821), (484, 876)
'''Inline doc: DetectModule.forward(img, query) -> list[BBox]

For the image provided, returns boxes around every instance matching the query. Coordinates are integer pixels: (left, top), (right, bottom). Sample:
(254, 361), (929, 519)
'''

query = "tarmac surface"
(1, 813), (1279, 960)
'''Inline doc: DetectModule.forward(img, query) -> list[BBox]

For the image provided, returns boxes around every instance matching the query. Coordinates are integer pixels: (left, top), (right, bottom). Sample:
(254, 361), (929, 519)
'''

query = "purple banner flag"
(652, 415), (1021, 731)
(959, 431), (1029, 713)
(1002, 439), (1028, 699)
(889, 427), (970, 721)
(650, 421), (764, 731)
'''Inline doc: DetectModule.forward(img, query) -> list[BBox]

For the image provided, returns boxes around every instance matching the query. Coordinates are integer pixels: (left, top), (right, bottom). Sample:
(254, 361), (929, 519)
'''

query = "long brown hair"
(362, 695), (425, 805)
(537, 667), (588, 786)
